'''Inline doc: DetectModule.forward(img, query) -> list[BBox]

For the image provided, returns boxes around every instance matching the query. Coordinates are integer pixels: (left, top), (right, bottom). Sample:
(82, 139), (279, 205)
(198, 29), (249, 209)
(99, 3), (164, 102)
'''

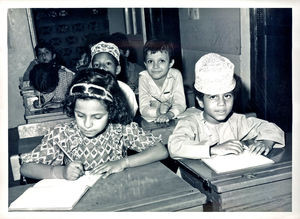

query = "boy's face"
(92, 53), (121, 76)
(144, 51), (174, 82)
(197, 92), (234, 124)
(37, 48), (55, 63)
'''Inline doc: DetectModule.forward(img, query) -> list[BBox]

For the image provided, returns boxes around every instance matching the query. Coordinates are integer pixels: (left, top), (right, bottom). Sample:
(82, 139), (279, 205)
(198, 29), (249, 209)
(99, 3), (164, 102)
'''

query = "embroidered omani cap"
(194, 53), (236, 95)
(91, 41), (120, 63)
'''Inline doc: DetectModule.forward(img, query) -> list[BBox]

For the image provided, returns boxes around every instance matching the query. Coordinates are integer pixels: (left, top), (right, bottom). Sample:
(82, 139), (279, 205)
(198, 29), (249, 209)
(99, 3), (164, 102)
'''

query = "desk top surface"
(178, 144), (292, 193)
(9, 162), (206, 212)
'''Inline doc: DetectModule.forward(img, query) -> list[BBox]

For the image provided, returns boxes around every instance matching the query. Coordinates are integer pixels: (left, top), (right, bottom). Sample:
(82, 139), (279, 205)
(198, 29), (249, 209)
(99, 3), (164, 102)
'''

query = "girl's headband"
(91, 41), (120, 63)
(70, 83), (113, 102)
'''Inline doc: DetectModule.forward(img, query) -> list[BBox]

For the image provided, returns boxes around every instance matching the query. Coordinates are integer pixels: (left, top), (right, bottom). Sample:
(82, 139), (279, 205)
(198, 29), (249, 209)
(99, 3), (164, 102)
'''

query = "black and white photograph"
(1, 1), (299, 219)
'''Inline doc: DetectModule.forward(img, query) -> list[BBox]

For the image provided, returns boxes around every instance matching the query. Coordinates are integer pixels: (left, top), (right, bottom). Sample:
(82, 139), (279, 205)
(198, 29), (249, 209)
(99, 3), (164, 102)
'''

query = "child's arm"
(168, 117), (213, 159)
(91, 142), (168, 178)
(139, 73), (161, 120)
(167, 70), (186, 118)
(248, 140), (275, 155)
(210, 140), (244, 156)
(20, 161), (84, 180)
(235, 114), (285, 154)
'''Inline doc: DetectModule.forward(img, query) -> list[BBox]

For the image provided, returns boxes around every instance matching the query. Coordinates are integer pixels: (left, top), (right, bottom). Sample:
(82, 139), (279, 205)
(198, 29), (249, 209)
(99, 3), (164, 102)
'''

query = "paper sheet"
(202, 150), (274, 174)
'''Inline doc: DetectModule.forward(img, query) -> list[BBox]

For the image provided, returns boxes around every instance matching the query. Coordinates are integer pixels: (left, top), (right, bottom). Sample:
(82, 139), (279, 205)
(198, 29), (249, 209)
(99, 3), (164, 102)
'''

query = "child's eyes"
(209, 95), (217, 100)
(76, 113), (84, 118)
(94, 116), (103, 120)
(146, 60), (153, 64)
(224, 94), (233, 99)
(159, 59), (166, 63)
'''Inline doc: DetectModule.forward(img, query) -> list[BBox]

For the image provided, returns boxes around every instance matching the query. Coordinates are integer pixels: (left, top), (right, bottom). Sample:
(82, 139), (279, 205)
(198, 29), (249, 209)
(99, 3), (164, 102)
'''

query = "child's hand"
(159, 102), (171, 114)
(155, 111), (174, 123)
(210, 140), (244, 156)
(248, 140), (275, 155)
(63, 161), (84, 180)
(90, 159), (127, 179)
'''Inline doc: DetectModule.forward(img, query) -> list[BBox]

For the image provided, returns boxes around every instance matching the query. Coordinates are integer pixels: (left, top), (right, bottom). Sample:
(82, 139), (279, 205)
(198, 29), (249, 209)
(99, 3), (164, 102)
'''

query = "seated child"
(168, 53), (285, 159)
(23, 42), (64, 82)
(110, 32), (144, 93)
(29, 63), (75, 109)
(91, 41), (138, 116)
(20, 68), (168, 180)
(139, 39), (186, 123)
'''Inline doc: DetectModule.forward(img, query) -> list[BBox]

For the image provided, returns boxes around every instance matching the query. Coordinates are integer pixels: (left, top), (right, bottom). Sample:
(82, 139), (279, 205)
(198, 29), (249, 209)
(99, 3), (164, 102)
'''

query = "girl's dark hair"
(64, 68), (133, 125)
(29, 63), (60, 93)
(143, 38), (175, 61)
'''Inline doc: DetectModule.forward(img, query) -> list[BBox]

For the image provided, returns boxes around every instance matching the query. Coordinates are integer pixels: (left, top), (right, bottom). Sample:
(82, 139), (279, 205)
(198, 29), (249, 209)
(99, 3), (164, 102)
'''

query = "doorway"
(250, 8), (292, 133)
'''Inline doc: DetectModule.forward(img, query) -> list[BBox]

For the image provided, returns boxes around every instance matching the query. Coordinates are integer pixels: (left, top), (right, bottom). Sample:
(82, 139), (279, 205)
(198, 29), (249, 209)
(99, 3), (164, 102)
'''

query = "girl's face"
(144, 51), (174, 83)
(74, 98), (109, 138)
(92, 53), (121, 76)
(37, 48), (56, 63)
(197, 92), (234, 124)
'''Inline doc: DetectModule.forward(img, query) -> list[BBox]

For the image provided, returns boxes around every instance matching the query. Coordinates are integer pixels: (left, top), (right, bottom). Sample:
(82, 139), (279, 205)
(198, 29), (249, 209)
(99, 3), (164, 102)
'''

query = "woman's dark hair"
(64, 68), (133, 125)
(143, 38), (175, 62)
(29, 63), (60, 93)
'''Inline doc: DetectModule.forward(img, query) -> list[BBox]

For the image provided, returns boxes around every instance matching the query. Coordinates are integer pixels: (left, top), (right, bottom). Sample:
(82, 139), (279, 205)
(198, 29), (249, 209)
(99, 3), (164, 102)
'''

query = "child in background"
(23, 42), (64, 81)
(168, 53), (285, 159)
(110, 32), (144, 93)
(29, 63), (75, 109)
(20, 68), (168, 180)
(139, 39), (186, 123)
(91, 41), (138, 116)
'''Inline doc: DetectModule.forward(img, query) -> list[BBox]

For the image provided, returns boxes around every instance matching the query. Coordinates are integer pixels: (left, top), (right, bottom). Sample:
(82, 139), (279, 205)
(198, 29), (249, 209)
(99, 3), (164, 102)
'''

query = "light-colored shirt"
(139, 68), (186, 122)
(20, 121), (161, 171)
(168, 110), (285, 159)
(118, 80), (138, 116)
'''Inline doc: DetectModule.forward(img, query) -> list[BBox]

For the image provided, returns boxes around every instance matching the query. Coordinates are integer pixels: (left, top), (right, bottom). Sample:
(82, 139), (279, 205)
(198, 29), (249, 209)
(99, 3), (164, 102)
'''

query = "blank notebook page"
(202, 150), (274, 174)
(9, 174), (102, 211)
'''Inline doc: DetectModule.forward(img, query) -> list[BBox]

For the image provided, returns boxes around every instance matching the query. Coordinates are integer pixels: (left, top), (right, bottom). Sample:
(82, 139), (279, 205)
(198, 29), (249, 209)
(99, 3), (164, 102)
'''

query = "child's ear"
(196, 96), (204, 109)
(169, 59), (175, 68)
(115, 65), (121, 75)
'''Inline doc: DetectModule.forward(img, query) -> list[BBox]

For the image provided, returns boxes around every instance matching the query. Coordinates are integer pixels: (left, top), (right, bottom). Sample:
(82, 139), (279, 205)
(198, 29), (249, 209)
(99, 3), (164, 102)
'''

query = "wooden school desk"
(9, 162), (207, 212)
(177, 144), (292, 212)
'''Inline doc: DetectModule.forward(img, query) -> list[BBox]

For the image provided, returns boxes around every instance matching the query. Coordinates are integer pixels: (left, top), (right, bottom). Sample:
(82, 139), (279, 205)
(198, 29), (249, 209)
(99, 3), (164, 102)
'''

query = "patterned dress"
(21, 121), (161, 171)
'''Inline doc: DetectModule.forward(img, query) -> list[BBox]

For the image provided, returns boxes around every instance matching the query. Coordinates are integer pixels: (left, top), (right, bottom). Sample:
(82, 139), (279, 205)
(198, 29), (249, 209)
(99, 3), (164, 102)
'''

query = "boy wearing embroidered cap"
(91, 41), (138, 117)
(168, 53), (285, 159)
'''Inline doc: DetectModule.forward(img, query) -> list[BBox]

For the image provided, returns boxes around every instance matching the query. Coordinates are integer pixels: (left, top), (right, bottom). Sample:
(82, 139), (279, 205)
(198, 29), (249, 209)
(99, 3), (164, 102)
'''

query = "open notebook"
(9, 173), (102, 211)
(202, 149), (274, 174)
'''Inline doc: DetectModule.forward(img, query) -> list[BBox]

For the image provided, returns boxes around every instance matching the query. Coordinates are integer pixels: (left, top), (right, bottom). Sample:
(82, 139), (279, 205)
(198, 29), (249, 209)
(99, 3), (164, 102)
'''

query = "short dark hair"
(143, 39), (175, 61)
(29, 63), (60, 93)
(34, 42), (55, 55)
(64, 68), (133, 125)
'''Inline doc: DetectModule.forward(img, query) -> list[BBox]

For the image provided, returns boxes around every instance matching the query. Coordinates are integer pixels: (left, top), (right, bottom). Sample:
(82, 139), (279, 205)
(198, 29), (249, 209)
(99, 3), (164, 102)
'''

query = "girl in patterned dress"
(20, 68), (169, 180)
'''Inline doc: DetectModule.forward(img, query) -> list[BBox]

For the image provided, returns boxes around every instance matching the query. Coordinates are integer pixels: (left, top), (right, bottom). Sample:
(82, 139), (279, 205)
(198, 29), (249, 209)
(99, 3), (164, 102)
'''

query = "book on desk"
(201, 149), (274, 174)
(9, 173), (102, 211)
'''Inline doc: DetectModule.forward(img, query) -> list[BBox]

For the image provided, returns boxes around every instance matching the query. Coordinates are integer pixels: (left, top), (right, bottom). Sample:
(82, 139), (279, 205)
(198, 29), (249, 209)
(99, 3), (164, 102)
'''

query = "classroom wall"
(7, 8), (126, 129)
(178, 8), (250, 111)
(7, 9), (33, 128)
(108, 8), (126, 34)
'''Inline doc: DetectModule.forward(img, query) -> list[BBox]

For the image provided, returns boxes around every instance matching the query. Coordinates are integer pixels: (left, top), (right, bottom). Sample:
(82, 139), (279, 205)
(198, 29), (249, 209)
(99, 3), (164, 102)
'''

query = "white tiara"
(70, 83), (113, 102)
